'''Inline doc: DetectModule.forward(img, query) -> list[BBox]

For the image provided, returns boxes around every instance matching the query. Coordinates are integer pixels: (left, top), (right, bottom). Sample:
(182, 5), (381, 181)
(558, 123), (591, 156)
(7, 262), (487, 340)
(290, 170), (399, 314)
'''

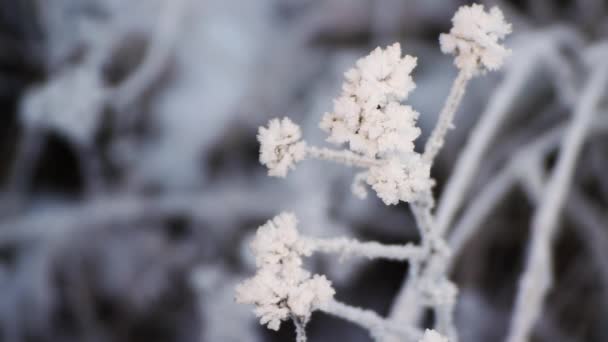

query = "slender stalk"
(306, 146), (382, 168)
(422, 69), (471, 164)
(387, 67), (474, 339)
(292, 316), (308, 342)
(304, 237), (424, 261)
(322, 299), (422, 341)
(435, 55), (536, 236)
(506, 63), (608, 342)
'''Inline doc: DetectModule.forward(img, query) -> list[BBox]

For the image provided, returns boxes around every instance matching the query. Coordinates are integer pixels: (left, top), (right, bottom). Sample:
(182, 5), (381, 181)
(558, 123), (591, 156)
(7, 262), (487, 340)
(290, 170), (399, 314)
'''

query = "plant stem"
(422, 69), (471, 165)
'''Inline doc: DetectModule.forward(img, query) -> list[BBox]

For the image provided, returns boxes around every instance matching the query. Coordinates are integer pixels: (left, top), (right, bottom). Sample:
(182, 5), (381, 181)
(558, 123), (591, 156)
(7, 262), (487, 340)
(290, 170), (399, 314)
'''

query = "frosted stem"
(292, 316), (308, 342)
(304, 237), (424, 261)
(322, 299), (422, 341)
(521, 165), (608, 295)
(506, 63), (608, 342)
(305, 146), (382, 168)
(423, 69), (471, 164)
(435, 55), (535, 236)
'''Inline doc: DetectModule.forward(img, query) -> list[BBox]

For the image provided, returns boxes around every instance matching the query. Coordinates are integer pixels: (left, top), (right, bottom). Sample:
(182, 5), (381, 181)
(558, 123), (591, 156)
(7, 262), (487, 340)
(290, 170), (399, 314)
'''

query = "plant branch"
(506, 63), (608, 342)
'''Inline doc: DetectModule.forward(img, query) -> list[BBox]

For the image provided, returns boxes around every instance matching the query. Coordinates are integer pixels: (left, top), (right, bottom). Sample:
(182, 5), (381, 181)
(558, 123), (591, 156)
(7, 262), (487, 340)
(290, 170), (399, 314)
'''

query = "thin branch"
(305, 146), (382, 168)
(321, 299), (422, 342)
(304, 237), (424, 261)
(423, 69), (471, 164)
(520, 165), (608, 300)
(292, 316), (308, 342)
(435, 52), (537, 237)
(506, 63), (608, 342)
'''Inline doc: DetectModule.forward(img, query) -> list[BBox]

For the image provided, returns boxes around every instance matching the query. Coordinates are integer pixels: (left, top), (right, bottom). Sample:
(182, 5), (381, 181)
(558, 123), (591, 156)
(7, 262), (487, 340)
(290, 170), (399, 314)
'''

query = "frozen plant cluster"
(439, 3), (512, 76)
(320, 43), (419, 158)
(258, 118), (307, 178)
(238, 4), (512, 342)
(235, 213), (335, 331)
(258, 43), (433, 205)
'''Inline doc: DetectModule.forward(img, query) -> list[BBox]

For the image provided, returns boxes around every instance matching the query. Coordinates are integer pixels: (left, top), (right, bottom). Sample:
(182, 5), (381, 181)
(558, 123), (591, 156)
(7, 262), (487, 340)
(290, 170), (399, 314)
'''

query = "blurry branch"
(387, 28), (585, 336)
(435, 27), (583, 238)
(0, 184), (281, 246)
(2, 0), (191, 210)
(109, 0), (190, 119)
(434, 43), (536, 237)
(450, 117), (607, 241)
(321, 299), (422, 341)
(507, 61), (608, 342)
(521, 168), (608, 296)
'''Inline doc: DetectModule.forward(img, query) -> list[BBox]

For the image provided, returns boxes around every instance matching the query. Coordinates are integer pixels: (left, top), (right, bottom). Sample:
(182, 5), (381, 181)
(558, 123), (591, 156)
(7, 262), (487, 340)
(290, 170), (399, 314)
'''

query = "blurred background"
(0, 0), (607, 341)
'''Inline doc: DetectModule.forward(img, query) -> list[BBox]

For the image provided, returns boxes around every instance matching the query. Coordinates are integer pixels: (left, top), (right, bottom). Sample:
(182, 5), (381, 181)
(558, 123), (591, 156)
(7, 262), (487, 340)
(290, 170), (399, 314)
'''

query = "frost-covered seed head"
(440, 4), (512, 75)
(236, 213), (335, 331)
(344, 43), (417, 104)
(250, 212), (310, 267)
(419, 329), (449, 342)
(258, 117), (306, 177)
(366, 154), (432, 205)
(321, 43), (421, 158)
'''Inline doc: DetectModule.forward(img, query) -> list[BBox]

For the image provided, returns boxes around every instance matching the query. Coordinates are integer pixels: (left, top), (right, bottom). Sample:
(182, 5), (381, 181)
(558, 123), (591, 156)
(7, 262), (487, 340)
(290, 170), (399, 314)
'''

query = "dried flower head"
(235, 213), (335, 331)
(258, 117), (307, 177)
(366, 154), (432, 205)
(440, 4), (512, 75)
(321, 43), (420, 158)
(249, 212), (309, 267)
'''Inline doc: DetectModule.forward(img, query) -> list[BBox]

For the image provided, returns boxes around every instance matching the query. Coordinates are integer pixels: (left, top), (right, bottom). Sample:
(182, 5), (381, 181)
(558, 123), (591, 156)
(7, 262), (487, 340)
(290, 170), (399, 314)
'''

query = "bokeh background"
(0, 0), (607, 341)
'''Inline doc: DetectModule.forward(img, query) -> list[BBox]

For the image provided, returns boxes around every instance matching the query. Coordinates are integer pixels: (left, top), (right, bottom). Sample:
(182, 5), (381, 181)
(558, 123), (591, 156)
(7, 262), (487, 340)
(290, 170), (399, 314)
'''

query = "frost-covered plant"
(258, 43), (433, 205)
(439, 3), (512, 77)
(238, 4), (511, 341)
(258, 118), (307, 178)
(235, 213), (335, 331)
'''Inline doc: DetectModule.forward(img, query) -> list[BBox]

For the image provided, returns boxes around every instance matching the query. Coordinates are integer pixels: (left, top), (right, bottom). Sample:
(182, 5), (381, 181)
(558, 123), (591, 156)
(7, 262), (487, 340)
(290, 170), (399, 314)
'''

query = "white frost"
(440, 3), (512, 75)
(258, 117), (306, 177)
(366, 154), (432, 205)
(235, 213), (335, 331)
(320, 43), (420, 158)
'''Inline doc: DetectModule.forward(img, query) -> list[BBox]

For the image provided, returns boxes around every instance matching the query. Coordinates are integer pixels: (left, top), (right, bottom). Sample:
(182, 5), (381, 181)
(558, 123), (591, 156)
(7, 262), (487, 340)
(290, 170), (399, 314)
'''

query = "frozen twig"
(293, 316), (308, 342)
(436, 27), (584, 237)
(305, 146), (383, 169)
(435, 50), (536, 236)
(446, 116), (608, 271)
(321, 299), (422, 341)
(422, 69), (471, 164)
(304, 237), (424, 261)
(506, 62), (608, 342)
(520, 164), (608, 303)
